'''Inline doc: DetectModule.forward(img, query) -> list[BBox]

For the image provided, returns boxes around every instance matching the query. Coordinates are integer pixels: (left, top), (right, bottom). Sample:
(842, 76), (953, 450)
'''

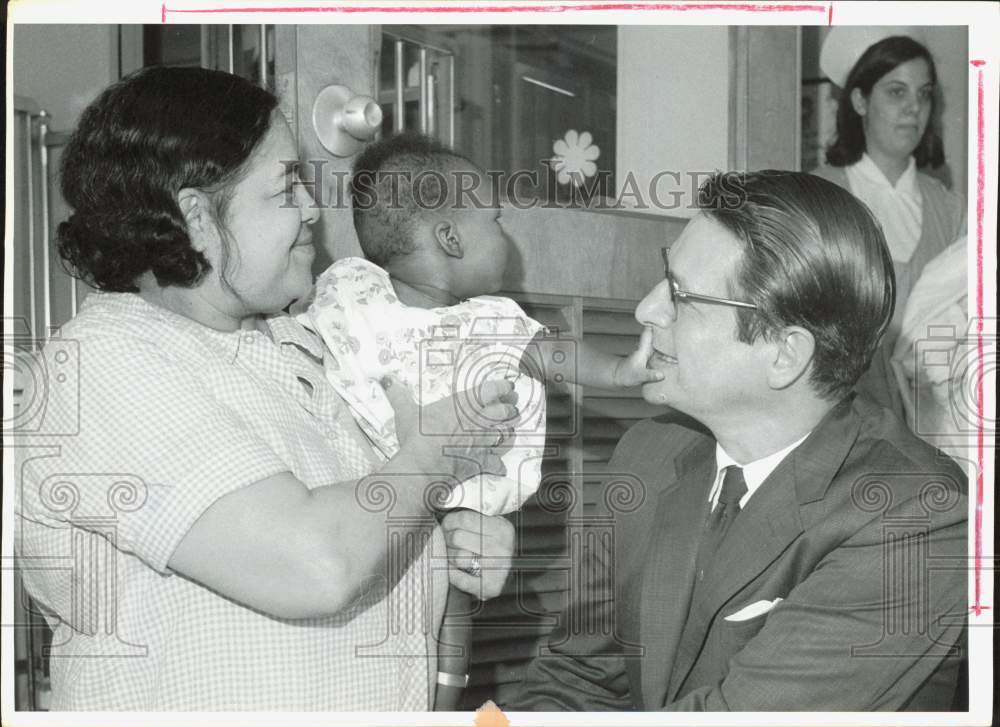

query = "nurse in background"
(16, 66), (517, 711)
(812, 27), (965, 417)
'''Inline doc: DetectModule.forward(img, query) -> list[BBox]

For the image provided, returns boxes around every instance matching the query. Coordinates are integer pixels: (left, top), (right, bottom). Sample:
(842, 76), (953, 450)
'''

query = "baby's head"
(350, 133), (510, 300)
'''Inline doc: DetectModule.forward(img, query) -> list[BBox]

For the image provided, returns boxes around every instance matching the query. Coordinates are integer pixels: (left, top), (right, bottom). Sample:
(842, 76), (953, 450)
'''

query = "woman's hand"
(442, 510), (515, 600)
(612, 327), (665, 388)
(381, 375), (519, 486)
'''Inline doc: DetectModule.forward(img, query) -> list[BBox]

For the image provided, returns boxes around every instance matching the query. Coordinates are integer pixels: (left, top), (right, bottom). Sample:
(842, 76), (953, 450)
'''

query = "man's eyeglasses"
(660, 247), (758, 318)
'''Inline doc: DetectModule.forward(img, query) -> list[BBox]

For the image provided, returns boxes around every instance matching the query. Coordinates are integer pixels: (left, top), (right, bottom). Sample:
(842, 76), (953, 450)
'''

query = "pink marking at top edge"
(827, 1), (832, 25)
(162, 2), (166, 22)
(161, 2), (829, 16)
(971, 59), (986, 67)
(972, 66), (986, 615)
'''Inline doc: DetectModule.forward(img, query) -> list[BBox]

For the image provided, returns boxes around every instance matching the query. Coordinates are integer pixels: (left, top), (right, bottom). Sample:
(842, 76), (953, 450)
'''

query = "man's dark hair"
(826, 35), (944, 169)
(57, 66), (279, 292)
(699, 170), (896, 400)
(350, 133), (481, 266)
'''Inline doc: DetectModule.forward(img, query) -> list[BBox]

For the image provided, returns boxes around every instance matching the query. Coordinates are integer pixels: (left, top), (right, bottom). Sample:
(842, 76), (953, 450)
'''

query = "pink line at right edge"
(971, 61), (986, 616)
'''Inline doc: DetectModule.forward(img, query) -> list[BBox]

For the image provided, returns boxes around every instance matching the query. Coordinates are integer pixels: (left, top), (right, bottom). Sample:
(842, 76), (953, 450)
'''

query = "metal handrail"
(38, 111), (52, 334)
(13, 100), (55, 709)
(13, 107), (67, 344)
(15, 106), (38, 344)
(387, 35), (454, 143)
(258, 24), (268, 89)
(395, 39), (405, 134)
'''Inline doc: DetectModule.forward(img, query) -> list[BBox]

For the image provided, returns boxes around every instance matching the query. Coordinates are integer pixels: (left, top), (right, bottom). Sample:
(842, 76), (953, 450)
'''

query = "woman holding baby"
(14, 66), (518, 710)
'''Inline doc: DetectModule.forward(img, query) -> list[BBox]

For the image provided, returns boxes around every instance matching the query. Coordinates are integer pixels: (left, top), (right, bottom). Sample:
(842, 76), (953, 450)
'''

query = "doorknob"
(312, 84), (383, 157)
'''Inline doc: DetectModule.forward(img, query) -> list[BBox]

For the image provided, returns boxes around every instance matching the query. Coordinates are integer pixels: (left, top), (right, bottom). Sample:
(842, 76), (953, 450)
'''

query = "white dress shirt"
(844, 153), (923, 264)
(709, 432), (811, 510)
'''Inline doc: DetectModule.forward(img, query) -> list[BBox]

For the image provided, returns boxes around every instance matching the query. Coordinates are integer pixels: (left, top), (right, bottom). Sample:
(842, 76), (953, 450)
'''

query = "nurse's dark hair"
(350, 132), (481, 266)
(825, 35), (944, 169)
(57, 66), (279, 292)
(698, 170), (895, 401)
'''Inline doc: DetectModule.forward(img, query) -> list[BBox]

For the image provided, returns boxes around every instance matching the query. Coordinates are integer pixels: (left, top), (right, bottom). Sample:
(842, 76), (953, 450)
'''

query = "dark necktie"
(695, 466), (748, 580)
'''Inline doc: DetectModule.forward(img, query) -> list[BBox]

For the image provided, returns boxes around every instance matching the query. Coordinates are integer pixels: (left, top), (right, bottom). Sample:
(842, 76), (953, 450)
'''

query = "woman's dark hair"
(57, 66), (279, 292)
(825, 35), (944, 169)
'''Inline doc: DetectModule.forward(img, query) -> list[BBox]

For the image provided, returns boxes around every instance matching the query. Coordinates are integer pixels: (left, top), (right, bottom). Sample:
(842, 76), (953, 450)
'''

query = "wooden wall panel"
(729, 26), (801, 172)
(287, 26), (377, 272)
(501, 205), (686, 301)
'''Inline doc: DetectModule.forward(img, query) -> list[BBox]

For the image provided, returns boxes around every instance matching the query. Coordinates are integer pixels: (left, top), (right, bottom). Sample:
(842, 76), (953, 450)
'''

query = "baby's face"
(453, 172), (512, 298)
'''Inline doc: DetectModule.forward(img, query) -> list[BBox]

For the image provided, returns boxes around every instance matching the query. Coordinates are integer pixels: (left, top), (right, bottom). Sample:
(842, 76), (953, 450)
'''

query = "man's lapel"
(665, 463), (804, 701)
(665, 398), (862, 702)
(637, 437), (714, 709)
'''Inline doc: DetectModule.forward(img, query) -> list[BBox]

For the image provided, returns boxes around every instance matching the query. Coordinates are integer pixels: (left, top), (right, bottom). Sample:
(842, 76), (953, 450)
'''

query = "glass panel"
(404, 40), (422, 90)
(137, 25), (273, 89)
(378, 34), (453, 140)
(232, 25), (275, 89)
(800, 26), (837, 172)
(142, 25), (201, 67)
(380, 25), (617, 207)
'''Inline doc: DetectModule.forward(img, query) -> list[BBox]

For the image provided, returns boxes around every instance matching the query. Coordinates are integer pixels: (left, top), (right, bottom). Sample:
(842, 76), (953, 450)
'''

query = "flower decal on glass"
(551, 130), (600, 186)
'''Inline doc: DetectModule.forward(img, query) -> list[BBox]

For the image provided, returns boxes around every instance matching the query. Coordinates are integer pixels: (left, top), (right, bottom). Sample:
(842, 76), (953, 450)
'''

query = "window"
(123, 25), (275, 89)
(379, 26), (617, 206)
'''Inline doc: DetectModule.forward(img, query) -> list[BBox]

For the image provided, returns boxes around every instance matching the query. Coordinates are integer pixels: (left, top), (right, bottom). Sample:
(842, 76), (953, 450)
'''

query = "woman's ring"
(466, 555), (482, 577)
(491, 428), (505, 448)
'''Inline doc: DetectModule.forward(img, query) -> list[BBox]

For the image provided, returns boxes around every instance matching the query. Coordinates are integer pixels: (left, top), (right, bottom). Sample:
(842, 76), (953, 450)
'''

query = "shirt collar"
(117, 292), (325, 362)
(194, 313), (325, 363)
(266, 313), (326, 360)
(853, 153), (920, 197)
(711, 431), (811, 507)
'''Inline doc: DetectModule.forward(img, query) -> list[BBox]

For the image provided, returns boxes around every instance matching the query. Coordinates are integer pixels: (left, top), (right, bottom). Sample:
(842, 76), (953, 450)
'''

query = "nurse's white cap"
(820, 27), (928, 88)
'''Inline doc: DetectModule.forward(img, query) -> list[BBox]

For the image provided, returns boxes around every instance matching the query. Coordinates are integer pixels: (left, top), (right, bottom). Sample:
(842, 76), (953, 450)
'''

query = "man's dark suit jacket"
(513, 395), (968, 711)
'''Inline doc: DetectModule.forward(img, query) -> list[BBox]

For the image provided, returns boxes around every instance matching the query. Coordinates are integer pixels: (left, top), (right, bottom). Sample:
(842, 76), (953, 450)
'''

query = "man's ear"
(433, 220), (463, 259)
(850, 87), (868, 117)
(766, 326), (815, 390)
(177, 188), (213, 252)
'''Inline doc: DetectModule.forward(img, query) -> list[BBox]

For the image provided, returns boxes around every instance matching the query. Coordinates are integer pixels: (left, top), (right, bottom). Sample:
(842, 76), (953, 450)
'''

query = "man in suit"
(512, 171), (967, 711)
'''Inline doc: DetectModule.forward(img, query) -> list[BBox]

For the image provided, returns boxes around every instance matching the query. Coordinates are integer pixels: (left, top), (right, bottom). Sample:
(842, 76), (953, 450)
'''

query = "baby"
(302, 133), (657, 708)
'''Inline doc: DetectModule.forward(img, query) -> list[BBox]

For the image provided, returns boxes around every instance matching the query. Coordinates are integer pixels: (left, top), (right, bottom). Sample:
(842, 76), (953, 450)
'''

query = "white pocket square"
(724, 597), (783, 622)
